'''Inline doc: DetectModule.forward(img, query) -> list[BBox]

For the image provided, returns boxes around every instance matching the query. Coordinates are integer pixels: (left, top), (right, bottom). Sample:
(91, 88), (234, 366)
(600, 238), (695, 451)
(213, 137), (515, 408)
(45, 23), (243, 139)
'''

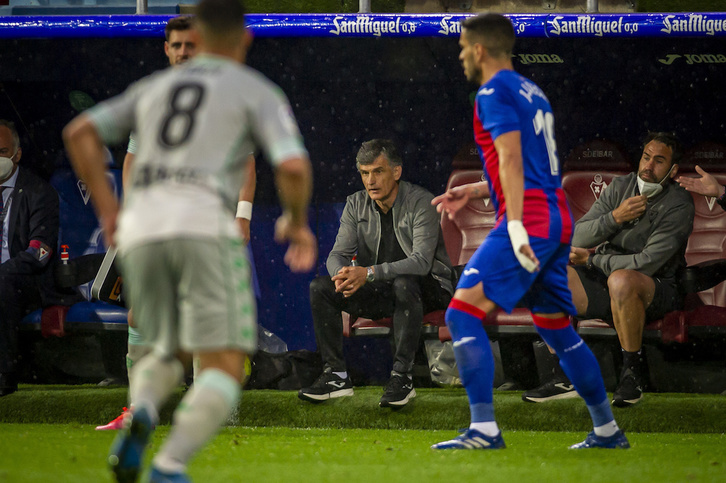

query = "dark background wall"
(1, 34), (725, 362)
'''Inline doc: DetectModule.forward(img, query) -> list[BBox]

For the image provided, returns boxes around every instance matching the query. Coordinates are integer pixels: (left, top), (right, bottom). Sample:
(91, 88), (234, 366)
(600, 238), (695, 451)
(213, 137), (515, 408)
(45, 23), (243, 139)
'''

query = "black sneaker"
(521, 378), (579, 403)
(612, 368), (643, 407)
(379, 374), (416, 408)
(298, 369), (353, 403)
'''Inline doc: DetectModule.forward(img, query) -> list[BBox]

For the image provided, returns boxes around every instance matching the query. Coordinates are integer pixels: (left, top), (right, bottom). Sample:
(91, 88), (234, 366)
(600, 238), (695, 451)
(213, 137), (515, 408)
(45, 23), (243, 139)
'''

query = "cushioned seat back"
(683, 173), (726, 307)
(440, 169), (495, 266)
(561, 171), (629, 222)
(50, 166), (123, 259)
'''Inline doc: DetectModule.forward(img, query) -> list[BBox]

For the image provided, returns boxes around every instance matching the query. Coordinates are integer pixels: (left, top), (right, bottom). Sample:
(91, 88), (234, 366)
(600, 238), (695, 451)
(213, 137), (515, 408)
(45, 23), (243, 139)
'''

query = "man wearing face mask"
(522, 132), (694, 407)
(0, 119), (60, 397)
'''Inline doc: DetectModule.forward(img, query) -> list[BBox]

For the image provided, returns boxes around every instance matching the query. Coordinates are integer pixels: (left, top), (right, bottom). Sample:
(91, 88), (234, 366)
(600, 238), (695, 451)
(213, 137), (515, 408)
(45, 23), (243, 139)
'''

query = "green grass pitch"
(1, 386), (725, 482)
(1, 424), (725, 482)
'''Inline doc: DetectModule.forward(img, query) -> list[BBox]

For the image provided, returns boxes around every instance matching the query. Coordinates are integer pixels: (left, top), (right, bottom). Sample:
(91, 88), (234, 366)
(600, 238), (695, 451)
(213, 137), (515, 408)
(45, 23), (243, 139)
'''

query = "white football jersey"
(88, 54), (307, 252)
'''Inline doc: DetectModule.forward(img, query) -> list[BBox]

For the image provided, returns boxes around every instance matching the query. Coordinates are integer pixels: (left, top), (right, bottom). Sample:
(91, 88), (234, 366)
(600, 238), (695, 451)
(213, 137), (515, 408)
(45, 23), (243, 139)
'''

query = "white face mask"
(637, 164), (675, 199)
(0, 150), (16, 180)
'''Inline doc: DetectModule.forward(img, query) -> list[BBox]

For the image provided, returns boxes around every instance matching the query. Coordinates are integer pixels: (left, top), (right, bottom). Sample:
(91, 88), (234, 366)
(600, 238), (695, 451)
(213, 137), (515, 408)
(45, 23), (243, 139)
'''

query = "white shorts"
(120, 237), (257, 357)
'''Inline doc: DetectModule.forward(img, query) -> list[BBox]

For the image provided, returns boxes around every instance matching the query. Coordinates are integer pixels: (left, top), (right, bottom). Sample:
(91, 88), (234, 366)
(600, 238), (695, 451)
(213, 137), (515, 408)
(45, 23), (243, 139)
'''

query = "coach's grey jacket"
(573, 172), (695, 283)
(327, 180), (454, 295)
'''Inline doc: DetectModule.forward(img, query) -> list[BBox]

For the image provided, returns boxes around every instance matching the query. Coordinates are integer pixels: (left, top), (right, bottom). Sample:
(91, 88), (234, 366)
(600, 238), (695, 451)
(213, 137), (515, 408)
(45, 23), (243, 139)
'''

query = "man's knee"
(391, 275), (421, 303)
(309, 275), (334, 301)
(607, 270), (651, 303)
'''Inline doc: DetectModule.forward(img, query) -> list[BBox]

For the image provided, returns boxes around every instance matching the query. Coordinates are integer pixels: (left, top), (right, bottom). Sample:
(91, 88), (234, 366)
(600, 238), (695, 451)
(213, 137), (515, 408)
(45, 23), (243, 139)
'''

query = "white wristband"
(507, 220), (537, 273)
(507, 220), (529, 251)
(236, 201), (253, 220)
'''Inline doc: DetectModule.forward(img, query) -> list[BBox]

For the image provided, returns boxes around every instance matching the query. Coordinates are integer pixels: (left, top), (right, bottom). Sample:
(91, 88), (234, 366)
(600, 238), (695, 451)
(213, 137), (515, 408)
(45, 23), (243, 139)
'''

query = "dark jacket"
(326, 180), (454, 295)
(1, 167), (60, 305)
(573, 172), (695, 283)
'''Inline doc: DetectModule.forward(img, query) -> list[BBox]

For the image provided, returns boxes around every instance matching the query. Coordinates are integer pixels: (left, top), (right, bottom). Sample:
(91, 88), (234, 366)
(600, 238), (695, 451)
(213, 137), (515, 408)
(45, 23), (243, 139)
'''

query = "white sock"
(593, 420), (620, 438)
(129, 354), (184, 424)
(469, 421), (500, 437)
(332, 371), (348, 379)
(126, 343), (152, 389)
(153, 368), (241, 474)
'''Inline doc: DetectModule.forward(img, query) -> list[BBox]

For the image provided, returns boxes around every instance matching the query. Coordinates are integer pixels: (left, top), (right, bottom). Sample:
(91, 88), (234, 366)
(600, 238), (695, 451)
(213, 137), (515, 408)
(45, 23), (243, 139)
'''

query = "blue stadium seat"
(20, 165), (128, 336)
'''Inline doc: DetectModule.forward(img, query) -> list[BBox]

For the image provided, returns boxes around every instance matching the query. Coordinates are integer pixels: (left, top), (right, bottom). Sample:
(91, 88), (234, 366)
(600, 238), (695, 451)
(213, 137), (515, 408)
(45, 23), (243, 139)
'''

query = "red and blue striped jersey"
(473, 69), (573, 244)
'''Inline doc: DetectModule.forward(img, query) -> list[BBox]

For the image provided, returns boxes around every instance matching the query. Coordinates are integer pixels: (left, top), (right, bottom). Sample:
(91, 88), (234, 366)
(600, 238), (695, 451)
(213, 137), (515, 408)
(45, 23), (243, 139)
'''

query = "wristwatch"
(366, 266), (375, 283)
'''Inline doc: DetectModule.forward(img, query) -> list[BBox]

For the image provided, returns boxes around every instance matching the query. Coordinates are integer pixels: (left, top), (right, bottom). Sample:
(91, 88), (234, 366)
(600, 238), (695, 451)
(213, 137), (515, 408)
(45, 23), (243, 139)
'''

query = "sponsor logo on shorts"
(453, 336), (476, 347)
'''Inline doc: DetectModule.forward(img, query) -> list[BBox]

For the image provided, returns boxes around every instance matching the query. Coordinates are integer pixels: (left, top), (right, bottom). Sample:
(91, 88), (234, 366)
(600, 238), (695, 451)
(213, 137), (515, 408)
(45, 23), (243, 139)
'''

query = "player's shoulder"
(478, 70), (527, 101)
(220, 61), (284, 96)
(487, 70), (525, 89)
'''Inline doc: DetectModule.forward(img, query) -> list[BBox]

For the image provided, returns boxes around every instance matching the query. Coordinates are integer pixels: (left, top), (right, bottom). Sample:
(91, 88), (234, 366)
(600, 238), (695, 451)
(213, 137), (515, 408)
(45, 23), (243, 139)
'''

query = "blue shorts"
(457, 229), (576, 315)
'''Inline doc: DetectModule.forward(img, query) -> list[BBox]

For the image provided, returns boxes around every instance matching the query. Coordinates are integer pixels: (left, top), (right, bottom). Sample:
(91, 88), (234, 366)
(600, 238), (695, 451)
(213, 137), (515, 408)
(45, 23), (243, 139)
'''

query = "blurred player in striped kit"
(431, 13), (628, 451)
(63, 0), (316, 480)
(96, 13), (260, 432)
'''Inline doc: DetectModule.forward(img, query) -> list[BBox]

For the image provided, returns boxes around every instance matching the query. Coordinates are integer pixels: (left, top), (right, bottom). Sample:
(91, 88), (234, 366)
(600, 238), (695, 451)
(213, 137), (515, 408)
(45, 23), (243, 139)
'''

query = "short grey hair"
(356, 139), (402, 170)
(0, 119), (20, 152)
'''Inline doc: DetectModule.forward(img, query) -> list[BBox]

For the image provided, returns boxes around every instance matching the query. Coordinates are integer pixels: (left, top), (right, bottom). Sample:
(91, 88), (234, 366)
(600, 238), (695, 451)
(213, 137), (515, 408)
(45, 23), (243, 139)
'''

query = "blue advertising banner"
(2, 13), (726, 39)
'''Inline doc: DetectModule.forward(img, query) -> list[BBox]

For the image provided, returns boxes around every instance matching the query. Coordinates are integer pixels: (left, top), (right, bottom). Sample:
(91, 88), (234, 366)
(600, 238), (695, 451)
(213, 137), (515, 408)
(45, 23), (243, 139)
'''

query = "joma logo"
(659, 53), (726, 65)
(516, 53), (564, 65)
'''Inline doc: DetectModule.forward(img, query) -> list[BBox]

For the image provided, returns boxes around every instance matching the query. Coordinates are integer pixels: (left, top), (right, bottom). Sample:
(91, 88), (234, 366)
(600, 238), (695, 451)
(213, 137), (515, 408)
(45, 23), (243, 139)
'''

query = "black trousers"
(309, 274), (451, 375)
(0, 271), (41, 374)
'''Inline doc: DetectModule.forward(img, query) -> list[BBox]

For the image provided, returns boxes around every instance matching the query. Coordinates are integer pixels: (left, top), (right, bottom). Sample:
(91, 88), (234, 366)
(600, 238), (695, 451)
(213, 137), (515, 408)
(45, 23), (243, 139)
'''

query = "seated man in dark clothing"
(523, 132), (695, 407)
(299, 139), (453, 408)
(0, 119), (60, 397)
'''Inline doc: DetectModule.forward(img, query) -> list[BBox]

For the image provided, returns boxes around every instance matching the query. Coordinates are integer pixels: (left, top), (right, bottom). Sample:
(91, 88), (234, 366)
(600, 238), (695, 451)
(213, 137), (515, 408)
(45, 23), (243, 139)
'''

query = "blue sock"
(446, 300), (494, 423)
(535, 323), (614, 428)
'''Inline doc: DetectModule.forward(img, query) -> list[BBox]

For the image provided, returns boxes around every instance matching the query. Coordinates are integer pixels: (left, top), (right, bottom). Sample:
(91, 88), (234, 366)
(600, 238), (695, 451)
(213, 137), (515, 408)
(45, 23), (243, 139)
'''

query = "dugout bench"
(343, 140), (726, 380)
(18, 165), (128, 382)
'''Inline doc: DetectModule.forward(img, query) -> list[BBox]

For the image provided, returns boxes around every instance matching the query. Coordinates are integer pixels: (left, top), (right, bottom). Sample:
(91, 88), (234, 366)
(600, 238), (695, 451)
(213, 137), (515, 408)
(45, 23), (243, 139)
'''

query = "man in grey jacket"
(299, 139), (453, 408)
(523, 132), (695, 407)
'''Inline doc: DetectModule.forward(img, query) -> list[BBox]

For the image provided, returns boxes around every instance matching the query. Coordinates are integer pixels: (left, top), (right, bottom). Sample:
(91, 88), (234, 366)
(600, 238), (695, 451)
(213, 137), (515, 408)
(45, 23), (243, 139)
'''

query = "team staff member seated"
(0, 120), (60, 397)
(523, 132), (695, 407)
(299, 139), (453, 408)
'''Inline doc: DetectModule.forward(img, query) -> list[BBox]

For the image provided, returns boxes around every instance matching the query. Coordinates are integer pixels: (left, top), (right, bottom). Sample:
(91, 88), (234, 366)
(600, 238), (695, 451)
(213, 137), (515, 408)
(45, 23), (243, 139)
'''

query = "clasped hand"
(569, 246), (590, 265)
(332, 266), (367, 298)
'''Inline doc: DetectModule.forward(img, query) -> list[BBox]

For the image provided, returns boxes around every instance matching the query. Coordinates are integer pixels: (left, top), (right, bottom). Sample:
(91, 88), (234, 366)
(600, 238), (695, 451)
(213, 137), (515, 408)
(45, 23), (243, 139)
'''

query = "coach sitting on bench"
(523, 132), (695, 407)
(298, 139), (453, 408)
(0, 120), (60, 397)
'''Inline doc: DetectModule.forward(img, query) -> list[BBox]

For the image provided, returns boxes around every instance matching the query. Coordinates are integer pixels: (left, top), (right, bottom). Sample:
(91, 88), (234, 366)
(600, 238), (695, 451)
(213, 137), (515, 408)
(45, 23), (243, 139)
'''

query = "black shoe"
(97, 376), (125, 387)
(522, 378), (579, 403)
(379, 374), (416, 408)
(612, 368), (643, 407)
(298, 369), (354, 402)
(0, 373), (17, 397)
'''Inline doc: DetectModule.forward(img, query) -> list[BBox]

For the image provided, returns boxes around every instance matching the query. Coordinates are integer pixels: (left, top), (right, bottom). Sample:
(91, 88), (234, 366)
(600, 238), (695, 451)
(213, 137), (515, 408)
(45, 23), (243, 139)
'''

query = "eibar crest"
(590, 174), (608, 200)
